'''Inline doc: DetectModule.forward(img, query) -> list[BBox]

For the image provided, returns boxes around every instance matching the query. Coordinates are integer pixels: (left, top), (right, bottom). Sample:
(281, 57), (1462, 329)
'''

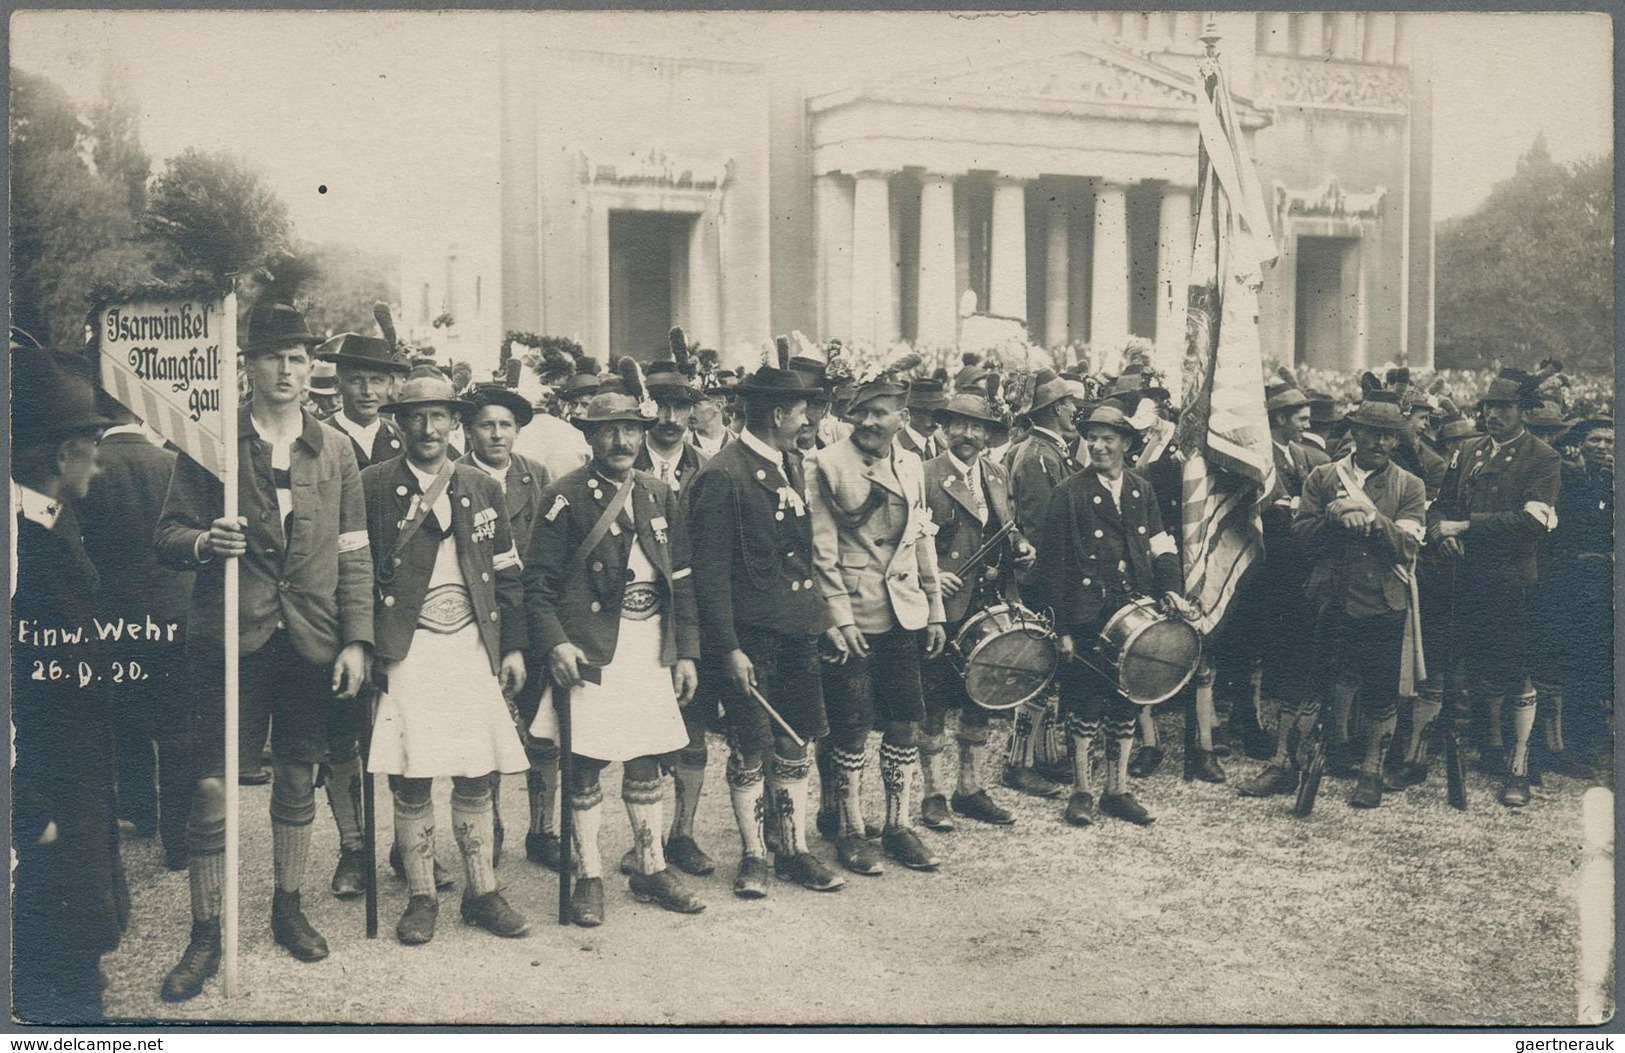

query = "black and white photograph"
(6, 7), (1616, 1030)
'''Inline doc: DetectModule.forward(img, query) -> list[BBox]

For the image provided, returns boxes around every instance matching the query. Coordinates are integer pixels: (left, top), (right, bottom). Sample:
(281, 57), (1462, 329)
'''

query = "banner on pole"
(97, 295), (231, 480)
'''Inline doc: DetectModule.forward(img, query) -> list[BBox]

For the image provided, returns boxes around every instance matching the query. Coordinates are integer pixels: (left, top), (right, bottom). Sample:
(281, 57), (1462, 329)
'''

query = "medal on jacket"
(651, 515), (669, 545)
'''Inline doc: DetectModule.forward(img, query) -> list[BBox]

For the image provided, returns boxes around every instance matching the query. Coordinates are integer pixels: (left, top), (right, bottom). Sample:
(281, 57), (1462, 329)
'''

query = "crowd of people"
(10, 309), (1614, 1025)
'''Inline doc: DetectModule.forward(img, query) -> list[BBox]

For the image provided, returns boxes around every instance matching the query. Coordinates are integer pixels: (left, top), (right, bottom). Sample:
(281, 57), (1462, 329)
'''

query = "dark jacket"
(523, 465), (700, 668)
(1292, 457), (1427, 619)
(1429, 429), (1561, 587)
(325, 413), (407, 469)
(897, 427), (943, 462)
(1029, 467), (1180, 636)
(78, 432), (193, 627)
(1008, 427), (1079, 536)
(156, 408), (375, 663)
(361, 457), (527, 672)
(633, 440), (708, 496)
(923, 451), (1024, 625)
(685, 435), (829, 653)
(460, 450), (551, 559)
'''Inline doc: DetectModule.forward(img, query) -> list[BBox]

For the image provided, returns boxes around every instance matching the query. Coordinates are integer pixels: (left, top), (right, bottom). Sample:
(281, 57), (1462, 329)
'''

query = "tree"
(1435, 135), (1614, 372)
(145, 147), (291, 284)
(295, 241), (399, 337)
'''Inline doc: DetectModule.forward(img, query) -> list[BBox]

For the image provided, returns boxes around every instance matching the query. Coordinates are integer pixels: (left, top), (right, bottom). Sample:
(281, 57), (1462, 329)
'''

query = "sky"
(10, 10), (1614, 260)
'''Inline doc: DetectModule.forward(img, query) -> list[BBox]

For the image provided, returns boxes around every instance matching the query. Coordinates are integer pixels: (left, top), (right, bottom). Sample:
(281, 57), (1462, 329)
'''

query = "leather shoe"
(816, 810), (880, 841)
(1349, 772), (1383, 809)
(1384, 760), (1427, 791)
(395, 894), (438, 945)
(160, 919), (221, 1003)
(835, 834), (885, 876)
(526, 831), (562, 871)
(569, 876), (604, 927)
(1187, 749), (1227, 784)
(461, 890), (530, 937)
(1236, 763), (1297, 798)
(664, 835), (716, 876)
(270, 889), (329, 962)
(388, 841), (455, 890)
(1064, 790), (1095, 827)
(1499, 774), (1532, 808)
(1100, 791), (1155, 826)
(330, 848), (367, 899)
(1127, 745), (1165, 778)
(734, 855), (771, 898)
(1002, 765), (1065, 799)
(775, 852), (846, 891)
(919, 794), (954, 831)
(881, 827), (940, 870)
(950, 789), (1015, 825)
(629, 867), (706, 914)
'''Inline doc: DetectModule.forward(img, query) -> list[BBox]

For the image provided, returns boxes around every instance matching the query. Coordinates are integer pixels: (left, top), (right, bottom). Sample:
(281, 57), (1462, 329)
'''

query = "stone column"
(1258, 12), (1292, 54)
(688, 207), (721, 350)
(988, 175), (1029, 320)
(850, 170), (893, 350)
(1364, 13), (1397, 65)
(1090, 182), (1130, 355)
(1156, 185), (1193, 352)
(589, 202), (611, 357)
(916, 172), (959, 347)
(1332, 13), (1361, 59)
(1295, 12), (1325, 57)
(815, 173), (854, 342)
(1044, 195), (1069, 348)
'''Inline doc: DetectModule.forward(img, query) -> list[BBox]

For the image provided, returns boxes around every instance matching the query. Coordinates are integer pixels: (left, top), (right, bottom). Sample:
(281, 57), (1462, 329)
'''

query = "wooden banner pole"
(220, 288), (241, 998)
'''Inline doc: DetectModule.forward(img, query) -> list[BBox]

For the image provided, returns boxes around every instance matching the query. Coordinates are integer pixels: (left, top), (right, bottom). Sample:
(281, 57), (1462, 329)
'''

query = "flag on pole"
(1173, 34), (1279, 636)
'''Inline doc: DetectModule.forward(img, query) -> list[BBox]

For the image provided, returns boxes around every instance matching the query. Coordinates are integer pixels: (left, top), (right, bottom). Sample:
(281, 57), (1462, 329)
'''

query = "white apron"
(530, 538), (688, 762)
(369, 533), (529, 778)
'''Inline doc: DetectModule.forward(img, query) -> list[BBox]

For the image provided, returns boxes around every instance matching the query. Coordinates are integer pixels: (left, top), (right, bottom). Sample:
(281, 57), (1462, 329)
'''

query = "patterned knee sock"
(324, 756), (365, 852)
(1510, 690), (1538, 777)
(767, 753), (813, 856)
(956, 725), (989, 796)
(831, 746), (868, 837)
(527, 744), (559, 837)
(669, 754), (706, 842)
(726, 754), (767, 859)
(568, 784), (604, 879)
(919, 733), (948, 800)
(1067, 715), (1100, 796)
(1106, 716), (1136, 794)
(879, 742), (918, 832)
(187, 815), (226, 921)
(622, 775), (666, 876)
(393, 794), (437, 898)
(1008, 700), (1042, 768)
(270, 781), (316, 894)
(452, 787), (496, 897)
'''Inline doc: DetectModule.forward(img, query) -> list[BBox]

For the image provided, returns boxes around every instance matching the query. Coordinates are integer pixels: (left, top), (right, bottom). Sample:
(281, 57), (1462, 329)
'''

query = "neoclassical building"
(419, 12), (1432, 372)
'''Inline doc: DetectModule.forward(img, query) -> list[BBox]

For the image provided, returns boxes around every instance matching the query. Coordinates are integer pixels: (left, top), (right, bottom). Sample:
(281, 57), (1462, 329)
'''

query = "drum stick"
(748, 686), (806, 748)
(958, 520), (1016, 574)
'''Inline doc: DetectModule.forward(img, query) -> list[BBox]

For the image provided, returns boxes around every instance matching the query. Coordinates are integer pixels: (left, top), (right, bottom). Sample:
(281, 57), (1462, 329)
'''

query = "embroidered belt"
(418, 583), (475, 634)
(621, 582), (662, 621)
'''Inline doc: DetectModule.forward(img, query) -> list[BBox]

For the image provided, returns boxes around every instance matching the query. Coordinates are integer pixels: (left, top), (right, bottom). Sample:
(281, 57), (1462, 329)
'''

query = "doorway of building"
(609, 210), (696, 360)
(1294, 235), (1360, 369)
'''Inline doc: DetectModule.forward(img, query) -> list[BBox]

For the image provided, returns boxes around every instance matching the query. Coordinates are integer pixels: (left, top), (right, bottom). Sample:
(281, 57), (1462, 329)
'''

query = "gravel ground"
(100, 711), (1598, 1027)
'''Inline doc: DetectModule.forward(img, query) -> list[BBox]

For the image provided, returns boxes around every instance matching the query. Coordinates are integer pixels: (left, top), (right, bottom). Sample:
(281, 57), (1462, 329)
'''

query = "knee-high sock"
(452, 786), (497, 897)
(526, 743), (559, 837)
(1138, 708), (1160, 749)
(767, 753), (813, 856)
(831, 746), (868, 838)
(1193, 676), (1217, 750)
(1067, 714), (1100, 796)
(186, 814), (226, 921)
(1486, 695), (1505, 748)
(270, 779), (316, 894)
(392, 794), (437, 898)
(568, 784), (604, 879)
(1268, 701), (1297, 765)
(1541, 689), (1567, 752)
(1105, 716), (1136, 795)
(726, 754), (767, 859)
(1007, 699), (1043, 768)
(956, 723), (990, 796)
(919, 733), (948, 800)
(324, 756), (364, 852)
(622, 775), (666, 876)
(1407, 696), (1444, 764)
(816, 743), (839, 824)
(1330, 682), (1357, 747)
(1509, 689), (1538, 777)
(1362, 700), (1399, 775)
(879, 742), (918, 832)
(668, 753), (706, 842)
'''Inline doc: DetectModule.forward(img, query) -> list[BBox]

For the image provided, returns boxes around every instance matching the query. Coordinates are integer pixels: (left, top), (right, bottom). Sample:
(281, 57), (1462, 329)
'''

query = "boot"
(569, 876), (604, 927)
(395, 894), (438, 945)
(160, 920), (221, 1003)
(270, 888), (329, 962)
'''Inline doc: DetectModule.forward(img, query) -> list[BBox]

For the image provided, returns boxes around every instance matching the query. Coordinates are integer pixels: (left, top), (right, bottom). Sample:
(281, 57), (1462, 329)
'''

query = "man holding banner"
(155, 303), (375, 1003)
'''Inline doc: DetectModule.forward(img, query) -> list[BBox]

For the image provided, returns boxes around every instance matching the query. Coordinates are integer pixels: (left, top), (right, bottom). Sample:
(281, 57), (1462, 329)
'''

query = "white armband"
(671, 566), (692, 581)
(492, 545), (522, 571)
(1148, 531), (1177, 557)
(337, 529), (369, 554)
(1523, 501), (1558, 531)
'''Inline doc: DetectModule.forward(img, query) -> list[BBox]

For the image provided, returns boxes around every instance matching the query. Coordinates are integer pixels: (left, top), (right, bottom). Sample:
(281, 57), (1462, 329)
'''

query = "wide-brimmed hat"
(1344, 390), (1407, 432)
(571, 392), (657, 432)
(245, 303), (321, 356)
(645, 362), (701, 405)
(1026, 370), (1075, 416)
(319, 332), (410, 374)
(1522, 399), (1572, 435)
(1479, 369), (1541, 409)
(1437, 418), (1481, 444)
(1105, 364), (1171, 402)
(308, 360), (339, 395)
(1563, 416), (1614, 444)
(736, 366), (817, 403)
(848, 376), (911, 414)
(463, 383), (535, 428)
(1265, 387), (1312, 415)
(380, 374), (474, 415)
(12, 348), (115, 444)
(934, 393), (1002, 428)
(1076, 403), (1138, 439)
(560, 372), (601, 399)
(906, 378), (948, 413)
(1304, 389), (1338, 424)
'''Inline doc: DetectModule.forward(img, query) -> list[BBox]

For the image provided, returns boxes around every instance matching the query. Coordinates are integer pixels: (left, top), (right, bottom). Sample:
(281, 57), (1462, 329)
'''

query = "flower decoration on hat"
(823, 339), (854, 384)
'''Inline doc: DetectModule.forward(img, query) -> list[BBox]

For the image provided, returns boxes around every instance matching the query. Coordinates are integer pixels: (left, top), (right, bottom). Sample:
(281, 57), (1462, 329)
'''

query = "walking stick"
(1441, 560), (1469, 810)
(362, 684), (378, 938)
(556, 680), (573, 925)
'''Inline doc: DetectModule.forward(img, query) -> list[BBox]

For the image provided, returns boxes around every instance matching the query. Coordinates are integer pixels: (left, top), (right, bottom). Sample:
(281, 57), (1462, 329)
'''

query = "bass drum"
(1098, 597), (1201, 705)
(952, 604), (1059, 712)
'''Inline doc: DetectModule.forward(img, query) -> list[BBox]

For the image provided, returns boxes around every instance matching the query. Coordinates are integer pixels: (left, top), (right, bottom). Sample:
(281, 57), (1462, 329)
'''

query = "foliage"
(502, 330), (585, 365)
(145, 147), (291, 283)
(276, 242), (399, 337)
(1436, 136), (1613, 372)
